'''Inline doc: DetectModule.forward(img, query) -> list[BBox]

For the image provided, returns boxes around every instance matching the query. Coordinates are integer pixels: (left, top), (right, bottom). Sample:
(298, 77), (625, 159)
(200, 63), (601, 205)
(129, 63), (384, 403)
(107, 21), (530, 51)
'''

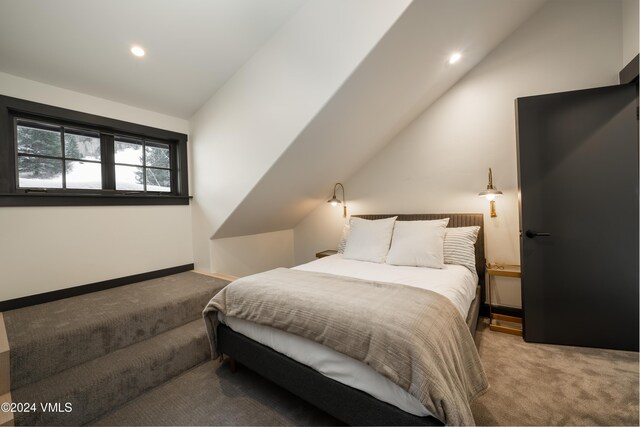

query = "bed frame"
(217, 213), (485, 426)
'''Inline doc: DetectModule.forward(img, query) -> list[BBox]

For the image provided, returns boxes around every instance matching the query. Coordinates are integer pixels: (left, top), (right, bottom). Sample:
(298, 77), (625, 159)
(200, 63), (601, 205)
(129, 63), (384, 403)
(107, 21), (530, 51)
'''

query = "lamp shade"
(478, 188), (503, 201)
(327, 195), (342, 206)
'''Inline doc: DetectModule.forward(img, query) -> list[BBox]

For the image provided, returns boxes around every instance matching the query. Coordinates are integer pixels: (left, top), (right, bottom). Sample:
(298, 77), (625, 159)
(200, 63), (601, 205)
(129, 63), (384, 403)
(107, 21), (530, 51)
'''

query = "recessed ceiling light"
(449, 52), (462, 65)
(130, 46), (145, 57)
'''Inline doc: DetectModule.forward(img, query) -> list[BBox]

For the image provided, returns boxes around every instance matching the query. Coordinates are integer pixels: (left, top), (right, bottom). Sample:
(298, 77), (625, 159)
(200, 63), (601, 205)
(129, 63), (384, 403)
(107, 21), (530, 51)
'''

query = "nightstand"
(315, 250), (338, 259)
(487, 263), (522, 336)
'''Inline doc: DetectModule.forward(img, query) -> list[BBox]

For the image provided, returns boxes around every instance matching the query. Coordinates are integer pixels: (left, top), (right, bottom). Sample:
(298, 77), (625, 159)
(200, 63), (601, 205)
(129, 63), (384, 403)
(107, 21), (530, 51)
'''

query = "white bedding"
(219, 254), (478, 418)
(296, 254), (477, 317)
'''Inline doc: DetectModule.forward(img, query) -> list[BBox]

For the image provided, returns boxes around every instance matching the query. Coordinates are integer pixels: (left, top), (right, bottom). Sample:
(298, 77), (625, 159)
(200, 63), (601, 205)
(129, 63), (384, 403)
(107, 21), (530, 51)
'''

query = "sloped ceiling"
(189, 0), (413, 270)
(0, 0), (304, 118)
(213, 0), (547, 239)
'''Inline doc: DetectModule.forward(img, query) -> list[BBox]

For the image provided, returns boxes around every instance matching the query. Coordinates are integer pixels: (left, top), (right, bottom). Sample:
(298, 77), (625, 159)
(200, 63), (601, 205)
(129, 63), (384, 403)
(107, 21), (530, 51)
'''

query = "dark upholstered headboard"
(352, 213), (486, 289)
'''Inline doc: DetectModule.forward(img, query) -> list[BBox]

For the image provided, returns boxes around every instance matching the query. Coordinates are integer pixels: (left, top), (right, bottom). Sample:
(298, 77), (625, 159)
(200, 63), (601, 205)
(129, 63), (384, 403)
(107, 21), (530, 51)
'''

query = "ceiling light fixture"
(449, 52), (462, 65)
(130, 46), (145, 57)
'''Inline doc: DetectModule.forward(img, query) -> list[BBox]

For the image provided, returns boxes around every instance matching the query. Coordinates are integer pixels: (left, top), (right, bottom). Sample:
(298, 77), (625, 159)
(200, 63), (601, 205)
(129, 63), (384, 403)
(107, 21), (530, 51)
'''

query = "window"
(17, 120), (102, 190)
(114, 137), (171, 192)
(0, 95), (189, 206)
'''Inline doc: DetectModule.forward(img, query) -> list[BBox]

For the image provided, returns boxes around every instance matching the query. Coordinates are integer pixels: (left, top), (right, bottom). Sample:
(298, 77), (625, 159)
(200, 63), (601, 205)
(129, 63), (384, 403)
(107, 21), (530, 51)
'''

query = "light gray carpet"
(4, 272), (227, 389)
(471, 319), (639, 426)
(4, 272), (229, 426)
(93, 319), (639, 426)
(15, 319), (210, 426)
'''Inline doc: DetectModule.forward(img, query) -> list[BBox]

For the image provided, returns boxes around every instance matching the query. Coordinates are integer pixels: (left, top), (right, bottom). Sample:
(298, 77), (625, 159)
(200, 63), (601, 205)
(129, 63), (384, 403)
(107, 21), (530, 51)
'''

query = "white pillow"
(337, 222), (351, 254)
(386, 219), (449, 268)
(342, 216), (397, 263)
(444, 226), (480, 273)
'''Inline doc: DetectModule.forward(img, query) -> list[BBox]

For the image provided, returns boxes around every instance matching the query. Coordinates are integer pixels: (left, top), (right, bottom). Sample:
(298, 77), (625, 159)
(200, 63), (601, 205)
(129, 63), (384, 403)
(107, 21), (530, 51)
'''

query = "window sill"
(0, 193), (192, 207)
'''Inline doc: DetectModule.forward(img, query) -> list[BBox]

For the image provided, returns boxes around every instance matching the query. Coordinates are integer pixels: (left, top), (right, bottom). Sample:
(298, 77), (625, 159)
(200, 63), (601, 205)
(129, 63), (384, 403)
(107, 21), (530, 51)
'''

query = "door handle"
(525, 230), (551, 238)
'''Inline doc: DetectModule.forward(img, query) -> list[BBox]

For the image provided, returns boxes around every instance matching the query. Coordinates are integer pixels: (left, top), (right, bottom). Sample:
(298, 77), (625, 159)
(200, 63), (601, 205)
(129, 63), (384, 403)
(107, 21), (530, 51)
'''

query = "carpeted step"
(3, 272), (227, 390)
(12, 319), (211, 426)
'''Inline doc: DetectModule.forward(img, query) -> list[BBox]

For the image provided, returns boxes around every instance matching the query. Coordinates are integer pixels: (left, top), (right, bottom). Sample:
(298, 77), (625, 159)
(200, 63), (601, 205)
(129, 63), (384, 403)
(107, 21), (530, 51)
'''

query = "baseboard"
(0, 264), (195, 312)
(480, 303), (522, 319)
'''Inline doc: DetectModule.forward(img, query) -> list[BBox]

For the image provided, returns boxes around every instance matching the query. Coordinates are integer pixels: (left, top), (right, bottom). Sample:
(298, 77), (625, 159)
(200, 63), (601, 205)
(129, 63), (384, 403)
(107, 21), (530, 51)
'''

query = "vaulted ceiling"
(213, 0), (548, 239)
(0, 0), (304, 118)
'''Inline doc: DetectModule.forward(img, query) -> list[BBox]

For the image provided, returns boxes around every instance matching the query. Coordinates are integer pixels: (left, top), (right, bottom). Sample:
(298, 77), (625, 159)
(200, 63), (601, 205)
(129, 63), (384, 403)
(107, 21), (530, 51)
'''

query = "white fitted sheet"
(220, 255), (478, 419)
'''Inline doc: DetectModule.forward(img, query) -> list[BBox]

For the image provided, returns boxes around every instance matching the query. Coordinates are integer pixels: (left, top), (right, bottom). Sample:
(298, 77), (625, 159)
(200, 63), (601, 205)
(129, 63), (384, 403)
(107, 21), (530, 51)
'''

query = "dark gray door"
(516, 84), (638, 351)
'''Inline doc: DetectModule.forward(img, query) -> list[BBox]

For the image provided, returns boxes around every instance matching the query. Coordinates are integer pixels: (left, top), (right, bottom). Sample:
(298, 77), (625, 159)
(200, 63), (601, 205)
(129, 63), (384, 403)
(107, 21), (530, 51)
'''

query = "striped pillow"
(444, 226), (480, 274)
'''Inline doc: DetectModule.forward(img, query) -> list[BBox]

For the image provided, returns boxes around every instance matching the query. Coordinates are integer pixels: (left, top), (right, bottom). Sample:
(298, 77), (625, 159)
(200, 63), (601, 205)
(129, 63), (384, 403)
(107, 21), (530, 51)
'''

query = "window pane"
(115, 165), (144, 191)
(114, 139), (143, 165)
(65, 161), (102, 189)
(18, 156), (63, 188)
(65, 131), (101, 161)
(146, 168), (171, 192)
(17, 124), (62, 157)
(145, 143), (170, 168)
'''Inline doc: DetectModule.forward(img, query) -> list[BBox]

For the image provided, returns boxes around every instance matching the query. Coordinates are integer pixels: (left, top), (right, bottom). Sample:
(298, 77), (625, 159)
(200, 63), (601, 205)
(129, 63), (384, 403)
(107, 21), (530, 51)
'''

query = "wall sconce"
(478, 168), (503, 218)
(327, 183), (347, 218)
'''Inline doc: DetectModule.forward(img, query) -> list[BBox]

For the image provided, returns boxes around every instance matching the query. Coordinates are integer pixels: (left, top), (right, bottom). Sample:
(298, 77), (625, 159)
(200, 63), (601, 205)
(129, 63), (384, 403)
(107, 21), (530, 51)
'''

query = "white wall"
(189, 0), (411, 273)
(294, 0), (623, 308)
(0, 72), (189, 134)
(622, 0), (639, 66)
(209, 230), (294, 278)
(0, 72), (193, 301)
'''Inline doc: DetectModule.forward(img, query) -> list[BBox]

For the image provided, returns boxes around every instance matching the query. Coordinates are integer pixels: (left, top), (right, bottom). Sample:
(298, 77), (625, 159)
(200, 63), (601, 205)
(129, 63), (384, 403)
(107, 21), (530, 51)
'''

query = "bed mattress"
(219, 255), (478, 418)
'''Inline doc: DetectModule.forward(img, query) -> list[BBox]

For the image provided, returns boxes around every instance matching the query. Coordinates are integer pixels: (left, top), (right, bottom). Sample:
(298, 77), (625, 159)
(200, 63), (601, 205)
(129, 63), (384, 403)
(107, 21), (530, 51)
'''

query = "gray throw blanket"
(203, 268), (488, 425)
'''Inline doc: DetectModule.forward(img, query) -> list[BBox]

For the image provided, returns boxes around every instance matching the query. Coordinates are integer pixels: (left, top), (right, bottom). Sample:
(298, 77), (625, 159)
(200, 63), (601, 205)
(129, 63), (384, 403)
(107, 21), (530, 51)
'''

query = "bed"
(205, 214), (486, 426)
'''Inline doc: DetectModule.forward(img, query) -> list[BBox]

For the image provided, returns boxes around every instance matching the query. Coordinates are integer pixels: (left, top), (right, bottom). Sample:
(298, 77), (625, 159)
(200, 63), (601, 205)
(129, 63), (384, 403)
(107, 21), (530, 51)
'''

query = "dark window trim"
(0, 95), (190, 206)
